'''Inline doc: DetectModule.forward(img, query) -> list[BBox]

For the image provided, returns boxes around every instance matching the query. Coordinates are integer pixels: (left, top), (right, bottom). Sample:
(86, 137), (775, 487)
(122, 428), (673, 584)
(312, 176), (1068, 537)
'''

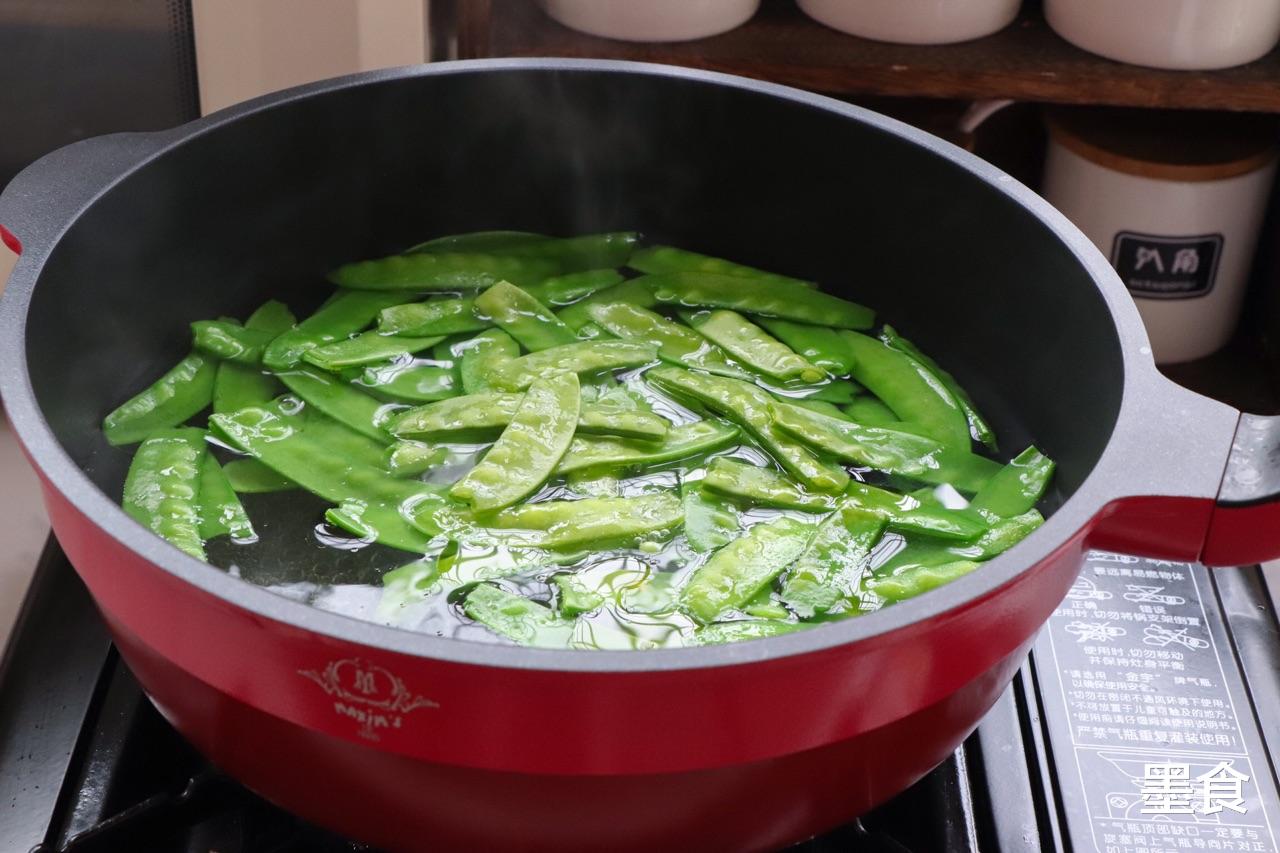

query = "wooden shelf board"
(474, 0), (1280, 113)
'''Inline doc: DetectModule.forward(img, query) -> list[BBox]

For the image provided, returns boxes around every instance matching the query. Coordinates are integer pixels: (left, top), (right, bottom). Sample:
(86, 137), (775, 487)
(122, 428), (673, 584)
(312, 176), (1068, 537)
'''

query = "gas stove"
(3, 541), (1279, 852)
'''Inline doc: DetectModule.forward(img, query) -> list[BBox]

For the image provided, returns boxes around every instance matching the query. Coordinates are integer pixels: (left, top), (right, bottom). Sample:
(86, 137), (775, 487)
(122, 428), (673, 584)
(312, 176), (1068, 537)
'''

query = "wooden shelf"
(463, 0), (1280, 113)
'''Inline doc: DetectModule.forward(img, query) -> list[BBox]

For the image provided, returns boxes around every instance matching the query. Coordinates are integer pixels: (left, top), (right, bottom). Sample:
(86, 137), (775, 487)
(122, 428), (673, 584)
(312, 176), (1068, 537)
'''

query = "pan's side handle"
(1202, 414), (1280, 565)
(0, 131), (169, 259)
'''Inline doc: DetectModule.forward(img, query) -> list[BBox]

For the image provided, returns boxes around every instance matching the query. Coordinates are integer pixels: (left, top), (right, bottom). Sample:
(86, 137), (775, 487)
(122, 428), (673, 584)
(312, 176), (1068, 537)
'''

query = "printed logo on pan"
(1110, 232), (1224, 300)
(300, 657), (439, 741)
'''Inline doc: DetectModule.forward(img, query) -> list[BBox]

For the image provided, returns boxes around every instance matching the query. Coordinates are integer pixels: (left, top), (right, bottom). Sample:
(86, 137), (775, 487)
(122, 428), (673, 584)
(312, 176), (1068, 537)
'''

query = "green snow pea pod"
(406, 230), (550, 254)
(278, 365), (394, 443)
(779, 398), (847, 419)
(681, 479), (739, 553)
(702, 457), (834, 512)
(771, 403), (1000, 492)
(491, 341), (659, 391)
(868, 560), (980, 603)
(385, 440), (449, 477)
(356, 361), (459, 404)
(756, 318), (856, 375)
(223, 458), (296, 493)
(690, 620), (805, 645)
(378, 554), (448, 617)
(473, 281), (578, 351)
(743, 588), (791, 620)
(968, 446), (1055, 518)
(463, 583), (576, 647)
(302, 331), (443, 371)
(842, 396), (899, 426)
(263, 290), (411, 369)
(844, 481), (987, 541)
(566, 469), (621, 497)
(389, 392), (522, 440)
(493, 232), (639, 272)
(881, 325), (997, 451)
(556, 279), (657, 331)
(839, 331), (969, 446)
(121, 428), (208, 559)
(103, 353), (217, 446)
(192, 320), (274, 365)
(680, 516), (814, 624)
(488, 493), (682, 551)
(646, 272), (875, 329)
(197, 454), (256, 542)
(553, 574), (605, 617)
(377, 270), (622, 337)
(645, 367), (848, 493)
(576, 406), (670, 441)
(450, 372), (581, 512)
(587, 302), (750, 379)
(780, 505), (886, 617)
(628, 246), (817, 290)
(556, 419), (739, 475)
(880, 509), (1044, 574)
(328, 251), (561, 291)
(210, 402), (441, 551)
(679, 309), (826, 384)
(458, 329), (519, 394)
(795, 379), (863, 405)
(213, 300), (296, 414)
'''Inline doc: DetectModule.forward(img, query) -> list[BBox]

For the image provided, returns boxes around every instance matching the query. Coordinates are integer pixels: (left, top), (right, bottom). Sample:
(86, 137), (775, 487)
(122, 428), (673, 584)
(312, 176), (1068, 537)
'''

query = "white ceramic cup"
(1043, 136), (1277, 364)
(796, 0), (1021, 45)
(1046, 0), (1280, 70)
(538, 0), (761, 42)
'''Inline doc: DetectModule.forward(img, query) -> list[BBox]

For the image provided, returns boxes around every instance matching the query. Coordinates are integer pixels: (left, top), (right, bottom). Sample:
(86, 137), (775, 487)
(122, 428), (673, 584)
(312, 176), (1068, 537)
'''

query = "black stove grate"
(5, 541), (1279, 852)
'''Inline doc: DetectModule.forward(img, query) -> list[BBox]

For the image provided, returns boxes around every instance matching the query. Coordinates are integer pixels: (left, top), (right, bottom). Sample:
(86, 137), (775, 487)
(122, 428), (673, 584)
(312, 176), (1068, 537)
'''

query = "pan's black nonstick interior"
(24, 68), (1122, 569)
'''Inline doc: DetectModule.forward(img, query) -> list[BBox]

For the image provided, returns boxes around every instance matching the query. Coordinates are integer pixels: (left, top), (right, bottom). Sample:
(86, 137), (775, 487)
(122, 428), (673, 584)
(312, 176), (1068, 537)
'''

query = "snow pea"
(458, 329), (519, 394)
(797, 379), (863, 405)
(463, 583), (575, 647)
(377, 269), (623, 337)
(210, 402), (440, 551)
(449, 372), (581, 512)
(302, 331), (442, 371)
(103, 353), (217, 446)
(628, 246), (817, 290)
(645, 367), (849, 493)
(839, 331), (970, 446)
(263, 290), (411, 369)
(192, 320), (274, 365)
(565, 470), (621, 497)
(121, 428), (208, 559)
(881, 325), (996, 451)
(771, 403), (1001, 492)
(844, 481), (987, 541)
(868, 560), (980, 603)
(329, 251), (560, 291)
(680, 310), (826, 384)
(880, 509), (1044, 574)
(968, 446), (1055, 518)
(743, 588), (790, 620)
(556, 419), (739, 475)
(690, 620), (805, 645)
(645, 272), (875, 329)
(490, 341), (659, 391)
(681, 479), (739, 552)
(355, 361), (459, 404)
(473, 281), (578, 351)
(385, 440), (449, 478)
(784, 398), (848, 419)
(491, 232), (639, 272)
(586, 302), (749, 379)
(224, 458), (296, 493)
(553, 574), (605, 617)
(377, 555), (447, 618)
(681, 516), (814, 623)
(556, 279), (657, 331)
(576, 405), (670, 441)
(702, 457), (834, 511)
(488, 493), (682, 551)
(756, 318), (856, 375)
(780, 505), (885, 617)
(842, 396), (899, 426)
(390, 391), (667, 442)
(197, 454), (256, 542)
(278, 365), (394, 443)
(406, 230), (550, 254)
(213, 300), (295, 414)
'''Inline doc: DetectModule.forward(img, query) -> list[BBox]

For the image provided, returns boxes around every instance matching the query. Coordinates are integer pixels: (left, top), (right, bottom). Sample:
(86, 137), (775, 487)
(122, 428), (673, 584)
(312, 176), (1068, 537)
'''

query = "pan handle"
(0, 130), (169, 258)
(1200, 413), (1280, 565)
